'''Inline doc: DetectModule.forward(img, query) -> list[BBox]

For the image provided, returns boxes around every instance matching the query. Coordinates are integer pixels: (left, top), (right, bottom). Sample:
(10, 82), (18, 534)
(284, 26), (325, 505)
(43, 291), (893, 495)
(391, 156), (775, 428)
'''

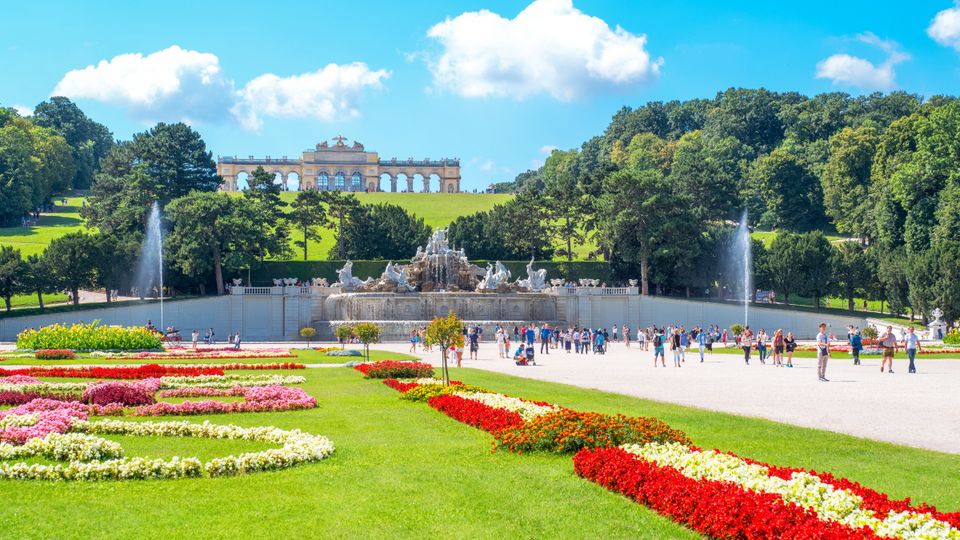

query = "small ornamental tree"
(862, 326), (879, 340)
(730, 324), (745, 337)
(335, 325), (354, 349)
(424, 312), (465, 385)
(299, 327), (317, 347)
(353, 322), (382, 362)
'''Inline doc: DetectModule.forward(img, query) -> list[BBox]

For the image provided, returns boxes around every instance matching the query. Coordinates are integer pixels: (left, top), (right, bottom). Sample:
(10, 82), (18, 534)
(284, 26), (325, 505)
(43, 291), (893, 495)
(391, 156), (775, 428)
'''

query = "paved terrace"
(370, 342), (960, 455)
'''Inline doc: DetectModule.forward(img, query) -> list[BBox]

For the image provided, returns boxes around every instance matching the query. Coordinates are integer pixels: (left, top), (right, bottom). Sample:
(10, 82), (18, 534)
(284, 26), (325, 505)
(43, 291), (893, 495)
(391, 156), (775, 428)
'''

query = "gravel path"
(371, 342), (960, 454)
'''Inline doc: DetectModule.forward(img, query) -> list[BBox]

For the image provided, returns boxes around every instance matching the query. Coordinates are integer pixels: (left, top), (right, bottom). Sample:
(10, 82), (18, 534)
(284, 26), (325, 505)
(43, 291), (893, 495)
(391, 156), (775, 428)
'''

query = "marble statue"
(477, 261), (511, 291)
(382, 261), (414, 292)
(336, 261), (371, 290)
(517, 257), (548, 291)
(311, 277), (329, 287)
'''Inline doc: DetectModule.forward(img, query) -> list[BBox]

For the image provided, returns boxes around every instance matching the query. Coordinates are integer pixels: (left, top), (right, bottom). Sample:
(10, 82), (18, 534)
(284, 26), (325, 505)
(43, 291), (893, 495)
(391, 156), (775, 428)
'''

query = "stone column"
(422, 177), (430, 193)
(390, 177), (397, 192)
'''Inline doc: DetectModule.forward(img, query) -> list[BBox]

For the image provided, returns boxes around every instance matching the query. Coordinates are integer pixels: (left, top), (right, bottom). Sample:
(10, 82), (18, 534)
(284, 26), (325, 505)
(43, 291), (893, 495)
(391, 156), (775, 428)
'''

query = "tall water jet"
(731, 209), (752, 326)
(135, 202), (164, 331)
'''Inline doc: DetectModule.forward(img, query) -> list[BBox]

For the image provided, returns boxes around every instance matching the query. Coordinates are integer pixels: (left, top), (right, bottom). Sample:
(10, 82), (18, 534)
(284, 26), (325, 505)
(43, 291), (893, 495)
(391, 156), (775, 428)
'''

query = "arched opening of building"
(379, 173), (394, 192)
(351, 172), (362, 192)
(335, 171), (346, 191)
(236, 172), (250, 191)
(317, 171), (329, 190)
(286, 172), (301, 192)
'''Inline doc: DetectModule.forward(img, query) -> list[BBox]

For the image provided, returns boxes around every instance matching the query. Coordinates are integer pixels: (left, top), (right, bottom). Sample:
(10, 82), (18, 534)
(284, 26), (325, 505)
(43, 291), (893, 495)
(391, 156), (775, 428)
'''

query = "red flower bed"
(354, 361), (434, 379)
(0, 364), (223, 380)
(34, 349), (76, 360)
(427, 394), (525, 433)
(383, 379), (420, 393)
(573, 447), (874, 539)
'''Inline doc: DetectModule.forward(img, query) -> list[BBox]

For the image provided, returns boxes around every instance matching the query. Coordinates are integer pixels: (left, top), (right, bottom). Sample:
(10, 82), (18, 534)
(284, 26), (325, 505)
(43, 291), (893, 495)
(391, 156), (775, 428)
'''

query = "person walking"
(580, 329), (590, 354)
(653, 328), (666, 367)
(612, 324), (618, 344)
(772, 329), (784, 367)
(525, 325), (535, 347)
(850, 331), (863, 366)
(879, 325), (898, 373)
(496, 327), (506, 359)
(670, 329), (682, 367)
(756, 329), (769, 365)
(623, 324), (631, 348)
(697, 327), (707, 362)
(191, 329), (200, 349)
(741, 326), (754, 365)
(234, 331), (242, 350)
(596, 331), (606, 355)
(637, 327), (646, 350)
(903, 326), (921, 373)
(784, 331), (796, 368)
(679, 328), (689, 363)
(572, 328), (581, 354)
(539, 324), (551, 355)
(816, 323), (830, 382)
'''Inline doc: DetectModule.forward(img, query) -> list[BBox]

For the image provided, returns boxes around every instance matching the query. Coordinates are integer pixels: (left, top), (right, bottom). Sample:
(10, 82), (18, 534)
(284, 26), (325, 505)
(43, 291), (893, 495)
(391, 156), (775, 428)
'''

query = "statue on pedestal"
(335, 261), (371, 290)
(517, 257), (547, 291)
(477, 261), (511, 291)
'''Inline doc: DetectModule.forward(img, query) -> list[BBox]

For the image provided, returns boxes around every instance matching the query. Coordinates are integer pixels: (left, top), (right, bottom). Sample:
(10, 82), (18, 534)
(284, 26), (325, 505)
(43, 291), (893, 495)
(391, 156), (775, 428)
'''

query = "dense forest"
(452, 89), (960, 324)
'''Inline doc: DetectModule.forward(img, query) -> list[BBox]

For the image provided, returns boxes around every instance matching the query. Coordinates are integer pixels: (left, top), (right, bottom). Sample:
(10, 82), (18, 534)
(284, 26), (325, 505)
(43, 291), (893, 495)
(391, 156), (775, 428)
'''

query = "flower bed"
(0, 418), (334, 481)
(353, 361), (434, 379)
(399, 383), (484, 403)
(0, 364), (223, 380)
(34, 349), (76, 360)
(574, 443), (960, 540)
(131, 386), (316, 416)
(16, 322), (161, 351)
(383, 379), (420, 393)
(493, 410), (692, 454)
(158, 374), (306, 389)
(427, 394), (526, 433)
(95, 348), (297, 360)
(82, 380), (160, 406)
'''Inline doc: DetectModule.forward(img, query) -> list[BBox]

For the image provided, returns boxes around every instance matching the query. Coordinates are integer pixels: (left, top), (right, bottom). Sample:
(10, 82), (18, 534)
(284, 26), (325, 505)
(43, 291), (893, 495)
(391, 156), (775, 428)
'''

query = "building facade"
(217, 136), (461, 193)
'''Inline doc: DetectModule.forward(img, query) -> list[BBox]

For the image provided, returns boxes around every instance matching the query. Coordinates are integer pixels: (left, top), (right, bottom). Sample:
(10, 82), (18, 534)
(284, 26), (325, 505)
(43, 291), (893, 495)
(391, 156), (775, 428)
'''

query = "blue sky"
(4, 0), (960, 191)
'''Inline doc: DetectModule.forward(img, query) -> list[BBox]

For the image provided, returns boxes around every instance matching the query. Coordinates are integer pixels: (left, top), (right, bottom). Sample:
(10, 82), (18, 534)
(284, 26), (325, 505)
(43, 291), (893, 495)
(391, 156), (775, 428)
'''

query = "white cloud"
(929, 2), (960, 50)
(540, 145), (559, 155)
(12, 104), (32, 116)
(425, 0), (662, 100)
(233, 63), (389, 130)
(53, 46), (235, 125)
(815, 33), (908, 90)
(52, 46), (388, 130)
(477, 159), (496, 172)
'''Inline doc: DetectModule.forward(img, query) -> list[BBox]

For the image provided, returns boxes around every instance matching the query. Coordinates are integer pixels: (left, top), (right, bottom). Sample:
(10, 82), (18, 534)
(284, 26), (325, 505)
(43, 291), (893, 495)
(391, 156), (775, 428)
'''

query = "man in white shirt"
(816, 323), (830, 382)
(903, 327), (921, 373)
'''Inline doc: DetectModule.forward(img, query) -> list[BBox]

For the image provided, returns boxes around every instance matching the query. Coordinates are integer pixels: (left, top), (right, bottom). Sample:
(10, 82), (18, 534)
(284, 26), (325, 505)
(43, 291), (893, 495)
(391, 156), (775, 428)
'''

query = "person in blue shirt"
(697, 328), (707, 362)
(596, 331), (605, 354)
(525, 326), (535, 346)
(679, 329), (689, 363)
(539, 324), (552, 354)
(850, 331), (863, 366)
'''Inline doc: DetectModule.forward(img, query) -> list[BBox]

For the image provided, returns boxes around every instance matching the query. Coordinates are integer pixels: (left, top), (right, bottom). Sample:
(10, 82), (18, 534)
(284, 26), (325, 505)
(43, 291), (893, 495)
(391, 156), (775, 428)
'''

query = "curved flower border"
(0, 419), (334, 481)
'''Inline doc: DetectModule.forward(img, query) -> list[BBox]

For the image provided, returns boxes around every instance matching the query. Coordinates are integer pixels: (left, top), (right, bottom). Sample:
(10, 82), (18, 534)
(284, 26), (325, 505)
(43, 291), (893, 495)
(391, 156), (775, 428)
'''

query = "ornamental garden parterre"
(358, 360), (960, 539)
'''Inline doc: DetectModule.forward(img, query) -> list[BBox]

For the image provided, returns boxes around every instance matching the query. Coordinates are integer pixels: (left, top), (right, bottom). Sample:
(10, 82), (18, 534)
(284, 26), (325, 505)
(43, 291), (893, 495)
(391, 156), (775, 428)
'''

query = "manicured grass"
(1, 366), (956, 539)
(751, 229), (843, 247)
(0, 348), (416, 366)
(0, 197), (87, 258)
(6, 293), (69, 310)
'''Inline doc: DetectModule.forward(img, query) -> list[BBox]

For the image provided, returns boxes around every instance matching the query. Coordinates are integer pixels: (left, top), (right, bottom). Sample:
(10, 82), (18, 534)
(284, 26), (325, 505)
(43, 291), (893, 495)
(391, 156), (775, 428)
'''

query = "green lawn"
(7, 293), (69, 310)
(751, 229), (843, 247)
(0, 348), (416, 366)
(0, 197), (87, 258)
(1, 366), (956, 538)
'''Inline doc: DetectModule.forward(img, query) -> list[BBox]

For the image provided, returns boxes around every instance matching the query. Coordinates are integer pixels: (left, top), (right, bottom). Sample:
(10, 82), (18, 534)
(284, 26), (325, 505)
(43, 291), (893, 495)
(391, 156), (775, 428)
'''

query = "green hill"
(0, 193), (515, 261)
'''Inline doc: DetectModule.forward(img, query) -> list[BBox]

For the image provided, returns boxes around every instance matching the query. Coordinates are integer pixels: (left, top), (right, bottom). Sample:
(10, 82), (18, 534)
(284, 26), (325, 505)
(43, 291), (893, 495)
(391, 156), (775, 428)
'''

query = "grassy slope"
(0, 198), (86, 258)
(1, 366), (957, 539)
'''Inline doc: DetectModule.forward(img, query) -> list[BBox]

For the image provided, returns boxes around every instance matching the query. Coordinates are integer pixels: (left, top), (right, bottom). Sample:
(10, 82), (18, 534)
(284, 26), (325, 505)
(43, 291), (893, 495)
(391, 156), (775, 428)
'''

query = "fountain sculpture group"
(334, 229), (549, 293)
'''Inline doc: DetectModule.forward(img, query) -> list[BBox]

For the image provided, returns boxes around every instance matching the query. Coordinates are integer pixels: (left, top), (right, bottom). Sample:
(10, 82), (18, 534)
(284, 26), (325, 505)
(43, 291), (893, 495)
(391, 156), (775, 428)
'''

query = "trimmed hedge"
(249, 260), (612, 286)
(16, 322), (162, 351)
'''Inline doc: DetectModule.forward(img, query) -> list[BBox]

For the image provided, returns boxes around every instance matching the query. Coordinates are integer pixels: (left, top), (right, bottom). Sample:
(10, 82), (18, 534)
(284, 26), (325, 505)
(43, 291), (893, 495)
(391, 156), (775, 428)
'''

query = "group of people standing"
(737, 327), (799, 368)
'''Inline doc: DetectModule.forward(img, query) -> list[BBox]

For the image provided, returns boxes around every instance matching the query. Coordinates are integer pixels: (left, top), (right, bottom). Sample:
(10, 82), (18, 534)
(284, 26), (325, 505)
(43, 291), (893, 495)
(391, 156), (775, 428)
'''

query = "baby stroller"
(515, 345), (536, 366)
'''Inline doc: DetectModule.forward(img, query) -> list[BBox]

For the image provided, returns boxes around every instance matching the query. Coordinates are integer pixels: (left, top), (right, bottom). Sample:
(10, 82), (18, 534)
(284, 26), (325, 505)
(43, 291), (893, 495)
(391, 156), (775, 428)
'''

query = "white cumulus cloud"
(425, 0), (662, 100)
(815, 33), (909, 90)
(929, 2), (960, 50)
(52, 46), (388, 130)
(234, 63), (390, 130)
(12, 104), (32, 116)
(53, 46), (235, 125)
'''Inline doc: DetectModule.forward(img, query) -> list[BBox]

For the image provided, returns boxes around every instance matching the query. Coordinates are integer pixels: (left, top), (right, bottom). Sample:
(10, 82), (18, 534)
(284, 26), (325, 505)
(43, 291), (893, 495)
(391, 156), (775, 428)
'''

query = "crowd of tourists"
(408, 319), (931, 383)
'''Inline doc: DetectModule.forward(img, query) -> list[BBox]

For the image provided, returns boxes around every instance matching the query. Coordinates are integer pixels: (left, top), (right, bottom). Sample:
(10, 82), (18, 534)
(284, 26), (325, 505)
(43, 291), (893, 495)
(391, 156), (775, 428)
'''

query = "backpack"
(653, 335), (662, 347)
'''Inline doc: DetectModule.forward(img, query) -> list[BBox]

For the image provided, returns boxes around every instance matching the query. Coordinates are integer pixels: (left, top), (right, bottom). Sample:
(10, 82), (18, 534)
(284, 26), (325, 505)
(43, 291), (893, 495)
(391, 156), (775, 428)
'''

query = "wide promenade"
(373, 341), (960, 454)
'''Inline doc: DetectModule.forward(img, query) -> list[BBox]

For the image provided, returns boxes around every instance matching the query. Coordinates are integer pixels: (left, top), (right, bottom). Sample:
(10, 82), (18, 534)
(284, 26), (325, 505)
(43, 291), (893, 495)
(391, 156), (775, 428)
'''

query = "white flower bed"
(413, 378), (446, 385)
(0, 419), (334, 481)
(621, 442), (960, 540)
(454, 392), (558, 422)
(158, 374), (307, 389)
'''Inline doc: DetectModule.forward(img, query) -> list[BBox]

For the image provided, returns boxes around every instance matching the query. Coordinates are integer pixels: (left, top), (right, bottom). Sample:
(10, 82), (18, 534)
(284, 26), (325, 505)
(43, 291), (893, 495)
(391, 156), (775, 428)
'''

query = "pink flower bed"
(0, 375), (42, 385)
(0, 399), (88, 445)
(81, 379), (160, 406)
(131, 386), (316, 416)
(157, 387), (239, 398)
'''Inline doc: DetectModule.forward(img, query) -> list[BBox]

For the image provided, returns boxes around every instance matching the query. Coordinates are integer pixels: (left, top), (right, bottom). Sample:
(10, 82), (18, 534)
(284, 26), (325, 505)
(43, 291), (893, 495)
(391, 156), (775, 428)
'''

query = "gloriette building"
(217, 136), (461, 193)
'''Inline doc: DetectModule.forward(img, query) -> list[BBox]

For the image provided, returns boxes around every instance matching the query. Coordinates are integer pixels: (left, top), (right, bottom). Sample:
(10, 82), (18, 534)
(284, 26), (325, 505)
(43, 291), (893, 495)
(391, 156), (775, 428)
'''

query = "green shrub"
(16, 322), (162, 351)
(944, 329), (960, 345)
(862, 326), (879, 340)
